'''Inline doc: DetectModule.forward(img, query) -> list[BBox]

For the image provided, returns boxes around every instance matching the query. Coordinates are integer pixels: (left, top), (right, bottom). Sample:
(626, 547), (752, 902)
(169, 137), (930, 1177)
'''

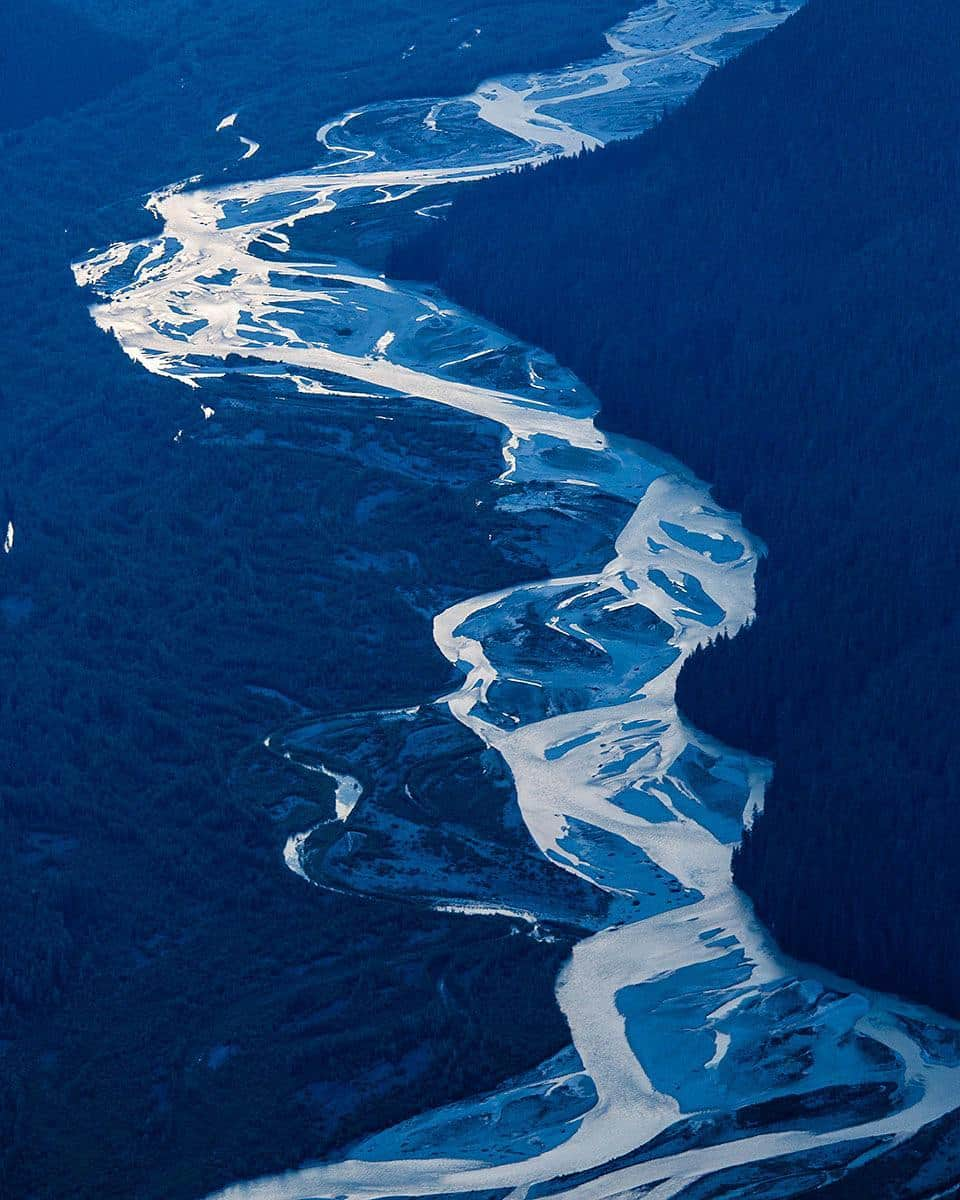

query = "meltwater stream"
(73, 3), (960, 1197)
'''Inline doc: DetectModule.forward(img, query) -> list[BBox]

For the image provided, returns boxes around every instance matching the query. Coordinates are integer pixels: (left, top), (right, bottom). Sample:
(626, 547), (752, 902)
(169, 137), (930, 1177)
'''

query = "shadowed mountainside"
(391, 0), (960, 1017)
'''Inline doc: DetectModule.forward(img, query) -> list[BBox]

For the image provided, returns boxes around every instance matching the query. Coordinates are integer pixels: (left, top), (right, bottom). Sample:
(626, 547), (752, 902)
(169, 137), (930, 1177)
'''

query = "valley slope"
(394, 0), (960, 1022)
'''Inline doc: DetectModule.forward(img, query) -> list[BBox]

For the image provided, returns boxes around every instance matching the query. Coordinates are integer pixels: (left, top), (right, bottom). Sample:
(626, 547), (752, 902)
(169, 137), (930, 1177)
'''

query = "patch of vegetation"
(1, 1), (140, 132)
(0, 1), (635, 1195)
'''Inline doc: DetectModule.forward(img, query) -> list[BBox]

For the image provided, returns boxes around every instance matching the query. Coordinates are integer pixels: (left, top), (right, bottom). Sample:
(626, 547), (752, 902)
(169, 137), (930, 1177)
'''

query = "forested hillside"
(2, 1), (139, 131)
(392, 1), (960, 1015)
(0, 3), (630, 1196)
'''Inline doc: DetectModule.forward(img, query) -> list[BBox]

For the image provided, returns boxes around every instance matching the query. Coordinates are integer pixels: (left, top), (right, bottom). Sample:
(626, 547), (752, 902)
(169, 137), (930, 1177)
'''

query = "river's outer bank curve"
(73, 3), (960, 1197)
